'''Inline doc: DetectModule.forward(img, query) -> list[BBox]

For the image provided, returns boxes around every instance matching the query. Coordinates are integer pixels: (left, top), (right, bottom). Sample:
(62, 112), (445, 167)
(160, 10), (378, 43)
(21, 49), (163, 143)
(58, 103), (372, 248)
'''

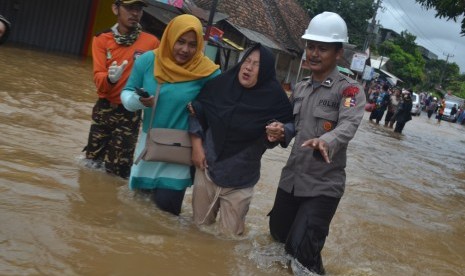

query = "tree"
(448, 74), (465, 98)
(378, 31), (426, 88)
(379, 40), (425, 87)
(422, 59), (459, 90)
(415, 0), (465, 36)
(392, 31), (418, 56)
(296, 0), (375, 47)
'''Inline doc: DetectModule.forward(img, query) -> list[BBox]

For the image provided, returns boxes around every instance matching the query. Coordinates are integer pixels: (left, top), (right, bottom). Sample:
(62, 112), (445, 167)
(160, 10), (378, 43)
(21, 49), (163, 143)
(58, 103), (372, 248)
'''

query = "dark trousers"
(137, 188), (186, 216)
(427, 110), (434, 118)
(384, 111), (394, 125)
(269, 188), (340, 275)
(375, 108), (386, 123)
(394, 122), (406, 133)
(369, 108), (385, 123)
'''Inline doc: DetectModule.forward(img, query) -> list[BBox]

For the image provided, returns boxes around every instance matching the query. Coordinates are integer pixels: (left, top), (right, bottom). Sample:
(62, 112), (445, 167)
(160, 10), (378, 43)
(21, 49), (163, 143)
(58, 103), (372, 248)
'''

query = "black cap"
(114, 0), (147, 7)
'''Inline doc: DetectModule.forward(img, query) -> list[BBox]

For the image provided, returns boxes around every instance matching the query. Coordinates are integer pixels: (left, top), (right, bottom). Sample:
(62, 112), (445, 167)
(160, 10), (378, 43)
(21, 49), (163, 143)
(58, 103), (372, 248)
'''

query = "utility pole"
(204, 0), (219, 42)
(439, 52), (454, 89)
(363, 0), (382, 52)
(360, 0), (382, 87)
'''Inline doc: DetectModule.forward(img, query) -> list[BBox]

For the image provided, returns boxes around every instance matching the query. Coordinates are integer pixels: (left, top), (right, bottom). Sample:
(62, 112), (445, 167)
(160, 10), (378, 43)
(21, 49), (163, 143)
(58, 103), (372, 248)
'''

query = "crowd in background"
(365, 80), (465, 133)
(420, 92), (465, 124)
(366, 82), (412, 133)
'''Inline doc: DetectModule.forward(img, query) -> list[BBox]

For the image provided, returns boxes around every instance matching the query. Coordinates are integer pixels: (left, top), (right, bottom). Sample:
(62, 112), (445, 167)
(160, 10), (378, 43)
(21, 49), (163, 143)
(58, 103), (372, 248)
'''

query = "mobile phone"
(135, 87), (150, 98)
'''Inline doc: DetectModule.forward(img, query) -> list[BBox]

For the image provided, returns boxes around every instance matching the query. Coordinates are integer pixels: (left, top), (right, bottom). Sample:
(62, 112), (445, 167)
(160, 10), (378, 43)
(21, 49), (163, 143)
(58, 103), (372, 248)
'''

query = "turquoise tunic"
(121, 51), (220, 191)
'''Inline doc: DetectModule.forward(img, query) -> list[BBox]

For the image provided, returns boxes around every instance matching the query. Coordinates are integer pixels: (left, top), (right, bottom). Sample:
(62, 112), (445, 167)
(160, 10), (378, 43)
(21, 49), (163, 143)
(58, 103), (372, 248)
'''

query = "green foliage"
(447, 81), (465, 98)
(379, 37), (425, 87)
(422, 58), (462, 94)
(415, 0), (465, 36)
(296, 0), (375, 47)
(414, 1), (465, 97)
(443, 66), (465, 97)
(392, 31), (418, 55)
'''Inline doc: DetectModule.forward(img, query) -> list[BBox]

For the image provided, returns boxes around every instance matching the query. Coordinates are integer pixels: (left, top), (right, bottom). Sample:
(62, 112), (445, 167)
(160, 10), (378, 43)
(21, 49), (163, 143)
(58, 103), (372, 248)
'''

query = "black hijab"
(193, 43), (293, 161)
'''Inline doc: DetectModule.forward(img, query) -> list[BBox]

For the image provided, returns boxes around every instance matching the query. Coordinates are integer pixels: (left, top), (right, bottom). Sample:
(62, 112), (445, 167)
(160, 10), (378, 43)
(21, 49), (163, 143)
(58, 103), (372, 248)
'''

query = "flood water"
(1, 46), (465, 276)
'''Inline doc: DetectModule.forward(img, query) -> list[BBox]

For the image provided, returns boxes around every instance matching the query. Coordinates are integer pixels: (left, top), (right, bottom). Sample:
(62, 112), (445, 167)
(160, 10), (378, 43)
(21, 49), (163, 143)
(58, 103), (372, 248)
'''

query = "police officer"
(266, 12), (365, 275)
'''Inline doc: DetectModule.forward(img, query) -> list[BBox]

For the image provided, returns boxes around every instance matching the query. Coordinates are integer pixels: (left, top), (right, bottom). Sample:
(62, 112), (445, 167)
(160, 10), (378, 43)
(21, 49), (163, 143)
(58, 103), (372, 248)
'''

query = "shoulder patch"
(342, 86), (360, 97)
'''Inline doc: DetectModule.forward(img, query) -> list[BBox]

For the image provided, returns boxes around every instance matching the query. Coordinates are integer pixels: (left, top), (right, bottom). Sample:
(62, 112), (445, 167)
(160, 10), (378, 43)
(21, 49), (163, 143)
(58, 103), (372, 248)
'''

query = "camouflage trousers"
(83, 98), (141, 179)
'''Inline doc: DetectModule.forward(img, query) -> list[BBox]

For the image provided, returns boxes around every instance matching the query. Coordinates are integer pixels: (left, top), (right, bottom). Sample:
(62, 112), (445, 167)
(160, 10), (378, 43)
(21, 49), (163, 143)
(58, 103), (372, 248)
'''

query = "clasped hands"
(265, 121), (330, 164)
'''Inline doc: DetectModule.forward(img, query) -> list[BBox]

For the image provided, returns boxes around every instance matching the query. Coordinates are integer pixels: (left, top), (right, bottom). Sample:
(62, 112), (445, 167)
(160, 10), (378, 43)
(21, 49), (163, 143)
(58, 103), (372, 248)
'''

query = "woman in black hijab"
(188, 43), (293, 236)
(393, 91), (412, 133)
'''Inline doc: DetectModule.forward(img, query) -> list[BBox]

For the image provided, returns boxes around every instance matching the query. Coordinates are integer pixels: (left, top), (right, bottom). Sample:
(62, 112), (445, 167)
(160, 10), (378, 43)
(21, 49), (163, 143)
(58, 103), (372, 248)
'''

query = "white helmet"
(302, 12), (349, 43)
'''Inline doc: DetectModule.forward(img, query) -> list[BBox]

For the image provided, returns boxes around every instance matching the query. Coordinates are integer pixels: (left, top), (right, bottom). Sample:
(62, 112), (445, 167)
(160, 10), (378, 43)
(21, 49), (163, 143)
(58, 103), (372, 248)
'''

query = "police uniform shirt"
(279, 67), (366, 198)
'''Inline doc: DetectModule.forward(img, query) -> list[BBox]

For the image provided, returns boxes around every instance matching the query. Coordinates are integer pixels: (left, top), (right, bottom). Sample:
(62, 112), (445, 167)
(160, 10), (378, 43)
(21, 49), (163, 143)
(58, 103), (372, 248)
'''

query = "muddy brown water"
(1, 46), (464, 275)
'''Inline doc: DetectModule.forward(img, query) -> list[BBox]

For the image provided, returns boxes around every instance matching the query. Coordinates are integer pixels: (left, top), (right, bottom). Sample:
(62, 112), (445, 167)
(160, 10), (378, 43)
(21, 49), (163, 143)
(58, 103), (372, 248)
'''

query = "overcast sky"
(376, 0), (465, 73)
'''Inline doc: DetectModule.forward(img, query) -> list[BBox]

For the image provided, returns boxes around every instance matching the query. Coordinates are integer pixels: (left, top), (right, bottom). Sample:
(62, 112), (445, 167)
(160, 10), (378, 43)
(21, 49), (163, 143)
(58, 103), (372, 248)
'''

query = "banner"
(350, 53), (368, 72)
(362, 66), (374, 80)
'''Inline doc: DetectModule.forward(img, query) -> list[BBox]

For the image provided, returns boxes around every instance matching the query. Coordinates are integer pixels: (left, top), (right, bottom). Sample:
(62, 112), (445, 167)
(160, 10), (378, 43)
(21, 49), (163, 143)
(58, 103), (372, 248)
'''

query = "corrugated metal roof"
(379, 68), (403, 83)
(0, 0), (92, 55)
(227, 21), (285, 52)
(144, 2), (182, 24)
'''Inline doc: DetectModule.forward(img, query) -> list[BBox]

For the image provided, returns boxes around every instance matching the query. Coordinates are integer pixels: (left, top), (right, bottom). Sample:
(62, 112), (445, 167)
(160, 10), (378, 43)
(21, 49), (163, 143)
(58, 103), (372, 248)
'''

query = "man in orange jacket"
(83, 0), (159, 178)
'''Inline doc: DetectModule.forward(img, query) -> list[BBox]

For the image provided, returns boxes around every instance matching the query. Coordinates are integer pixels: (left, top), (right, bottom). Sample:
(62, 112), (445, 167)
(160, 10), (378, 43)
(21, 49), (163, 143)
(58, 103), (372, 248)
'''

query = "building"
(1, 0), (310, 87)
(417, 45), (438, 60)
(192, 0), (309, 85)
(374, 27), (400, 45)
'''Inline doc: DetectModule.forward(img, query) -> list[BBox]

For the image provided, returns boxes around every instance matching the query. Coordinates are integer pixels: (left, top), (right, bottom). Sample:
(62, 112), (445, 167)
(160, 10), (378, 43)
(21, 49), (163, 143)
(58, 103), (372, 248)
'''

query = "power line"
(390, 0), (438, 46)
(383, 7), (442, 54)
(382, 1), (443, 54)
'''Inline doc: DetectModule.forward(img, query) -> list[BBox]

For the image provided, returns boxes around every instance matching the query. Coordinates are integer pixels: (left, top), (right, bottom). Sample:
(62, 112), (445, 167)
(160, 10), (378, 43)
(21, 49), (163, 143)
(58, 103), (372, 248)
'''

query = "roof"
(337, 66), (355, 75)
(370, 56), (390, 69)
(378, 68), (403, 83)
(182, 0), (229, 24)
(144, 1), (182, 24)
(227, 21), (284, 51)
(193, 0), (309, 54)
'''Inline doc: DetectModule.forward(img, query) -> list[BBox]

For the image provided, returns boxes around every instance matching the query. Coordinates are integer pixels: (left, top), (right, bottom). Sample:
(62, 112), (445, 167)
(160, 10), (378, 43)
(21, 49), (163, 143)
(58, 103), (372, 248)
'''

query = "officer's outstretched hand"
(301, 138), (330, 164)
(108, 60), (128, 84)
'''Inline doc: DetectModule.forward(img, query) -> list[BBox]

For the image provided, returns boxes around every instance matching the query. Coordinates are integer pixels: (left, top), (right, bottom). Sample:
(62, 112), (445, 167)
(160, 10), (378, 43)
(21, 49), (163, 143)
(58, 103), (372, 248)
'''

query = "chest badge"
(323, 121), (333, 131)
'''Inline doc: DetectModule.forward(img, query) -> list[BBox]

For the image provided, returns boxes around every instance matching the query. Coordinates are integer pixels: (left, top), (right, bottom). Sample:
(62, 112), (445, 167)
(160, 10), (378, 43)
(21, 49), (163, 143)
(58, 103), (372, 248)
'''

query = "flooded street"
(1, 46), (464, 275)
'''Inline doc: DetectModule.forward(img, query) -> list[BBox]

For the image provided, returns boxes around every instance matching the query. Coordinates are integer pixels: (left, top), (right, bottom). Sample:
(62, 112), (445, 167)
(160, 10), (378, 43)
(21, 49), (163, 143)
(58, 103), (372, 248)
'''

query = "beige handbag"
(135, 85), (192, 166)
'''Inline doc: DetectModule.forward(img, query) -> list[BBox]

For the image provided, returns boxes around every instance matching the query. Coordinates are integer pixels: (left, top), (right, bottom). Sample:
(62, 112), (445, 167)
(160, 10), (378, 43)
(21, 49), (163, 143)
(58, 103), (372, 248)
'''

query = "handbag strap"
(134, 85), (161, 165)
(147, 84), (162, 131)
